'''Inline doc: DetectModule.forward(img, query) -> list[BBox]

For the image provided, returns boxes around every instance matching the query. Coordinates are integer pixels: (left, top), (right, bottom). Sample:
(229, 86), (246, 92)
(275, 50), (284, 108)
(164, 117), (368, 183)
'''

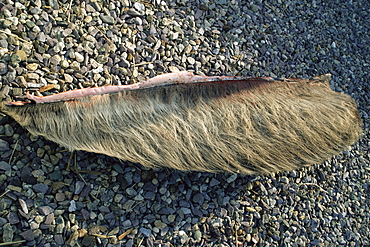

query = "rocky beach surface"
(0, 0), (369, 246)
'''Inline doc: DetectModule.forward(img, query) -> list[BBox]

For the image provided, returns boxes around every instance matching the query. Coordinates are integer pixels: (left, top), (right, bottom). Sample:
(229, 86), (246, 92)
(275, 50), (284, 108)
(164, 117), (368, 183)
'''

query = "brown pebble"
(39, 84), (55, 93)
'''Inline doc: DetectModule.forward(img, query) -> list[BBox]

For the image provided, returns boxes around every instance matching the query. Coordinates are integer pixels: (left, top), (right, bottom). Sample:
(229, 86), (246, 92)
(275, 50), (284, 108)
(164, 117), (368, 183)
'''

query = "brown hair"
(1, 75), (362, 174)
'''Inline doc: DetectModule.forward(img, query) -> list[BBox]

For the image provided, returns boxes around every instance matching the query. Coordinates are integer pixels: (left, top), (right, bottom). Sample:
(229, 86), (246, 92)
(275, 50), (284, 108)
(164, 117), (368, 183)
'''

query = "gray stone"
(38, 205), (53, 216)
(49, 170), (62, 180)
(0, 217), (7, 227)
(126, 187), (137, 196)
(55, 192), (65, 201)
(44, 213), (54, 225)
(69, 200), (76, 212)
(127, 9), (142, 16)
(7, 212), (20, 224)
(0, 63), (7, 75)
(4, 124), (14, 136)
(98, 205), (110, 213)
(0, 40), (8, 49)
(48, 0), (59, 10)
(193, 193), (204, 205)
(0, 161), (11, 171)
(139, 227), (152, 237)
(19, 229), (35, 241)
(33, 184), (49, 194)
(100, 15), (115, 24)
(2, 223), (14, 242)
(54, 234), (64, 245)
(0, 140), (10, 151)
(74, 181), (85, 194)
(209, 178), (220, 187)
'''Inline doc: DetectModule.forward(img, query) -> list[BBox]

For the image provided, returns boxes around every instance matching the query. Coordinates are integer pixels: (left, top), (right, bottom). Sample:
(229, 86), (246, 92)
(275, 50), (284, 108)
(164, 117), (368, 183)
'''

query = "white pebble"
(74, 52), (84, 62)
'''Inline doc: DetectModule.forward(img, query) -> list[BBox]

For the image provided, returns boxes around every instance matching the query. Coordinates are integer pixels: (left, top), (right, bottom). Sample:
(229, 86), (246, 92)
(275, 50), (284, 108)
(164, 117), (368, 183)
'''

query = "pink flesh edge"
(17, 71), (274, 104)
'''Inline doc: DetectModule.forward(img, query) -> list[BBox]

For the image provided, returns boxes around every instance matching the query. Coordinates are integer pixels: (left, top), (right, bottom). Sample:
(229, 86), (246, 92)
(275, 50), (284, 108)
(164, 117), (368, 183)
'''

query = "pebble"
(0, 63), (7, 74)
(100, 15), (115, 24)
(69, 200), (77, 212)
(0, 140), (10, 151)
(0, 161), (11, 171)
(19, 198), (29, 214)
(2, 223), (14, 242)
(19, 229), (35, 241)
(38, 206), (53, 216)
(33, 183), (49, 194)
(74, 52), (84, 63)
(4, 124), (14, 136)
(74, 181), (85, 194)
(139, 227), (152, 237)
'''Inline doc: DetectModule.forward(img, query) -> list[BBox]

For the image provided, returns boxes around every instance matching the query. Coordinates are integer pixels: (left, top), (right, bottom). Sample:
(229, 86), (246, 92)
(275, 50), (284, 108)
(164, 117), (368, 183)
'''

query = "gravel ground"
(0, 0), (369, 246)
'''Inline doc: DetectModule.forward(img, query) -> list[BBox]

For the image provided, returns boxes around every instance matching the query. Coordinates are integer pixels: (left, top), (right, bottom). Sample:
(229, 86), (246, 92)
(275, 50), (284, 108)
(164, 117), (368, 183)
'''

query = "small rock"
(16, 76), (27, 87)
(38, 206), (53, 216)
(69, 61), (80, 70)
(26, 63), (39, 71)
(227, 174), (237, 183)
(0, 161), (11, 171)
(279, 176), (289, 184)
(69, 200), (77, 212)
(7, 212), (20, 224)
(49, 170), (62, 180)
(44, 213), (54, 225)
(0, 63), (7, 74)
(10, 54), (22, 65)
(50, 54), (62, 65)
(126, 187), (137, 196)
(98, 205), (110, 213)
(0, 217), (7, 227)
(74, 181), (85, 194)
(168, 214), (176, 223)
(251, 4), (258, 12)
(181, 207), (192, 215)
(187, 57), (196, 65)
(19, 229), (35, 241)
(0, 140), (10, 151)
(81, 235), (95, 246)
(54, 234), (64, 245)
(193, 193), (204, 205)
(55, 192), (65, 201)
(64, 74), (73, 83)
(209, 178), (220, 187)
(179, 230), (189, 244)
(100, 15), (115, 24)
(62, 28), (73, 37)
(127, 8), (142, 16)
(33, 184), (49, 194)
(194, 230), (202, 241)
(74, 52), (84, 63)
(4, 124), (14, 136)
(25, 73), (40, 81)
(19, 198), (29, 214)
(80, 209), (90, 220)
(2, 223), (14, 242)
(139, 227), (152, 237)
(16, 50), (27, 60)
(154, 220), (167, 230)
(21, 167), (37, 185)
(133, 2), (145, 11)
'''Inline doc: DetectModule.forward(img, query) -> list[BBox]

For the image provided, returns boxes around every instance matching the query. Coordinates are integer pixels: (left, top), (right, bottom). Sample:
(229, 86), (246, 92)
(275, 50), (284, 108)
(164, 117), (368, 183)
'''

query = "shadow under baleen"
(0, 74), (362, 174)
